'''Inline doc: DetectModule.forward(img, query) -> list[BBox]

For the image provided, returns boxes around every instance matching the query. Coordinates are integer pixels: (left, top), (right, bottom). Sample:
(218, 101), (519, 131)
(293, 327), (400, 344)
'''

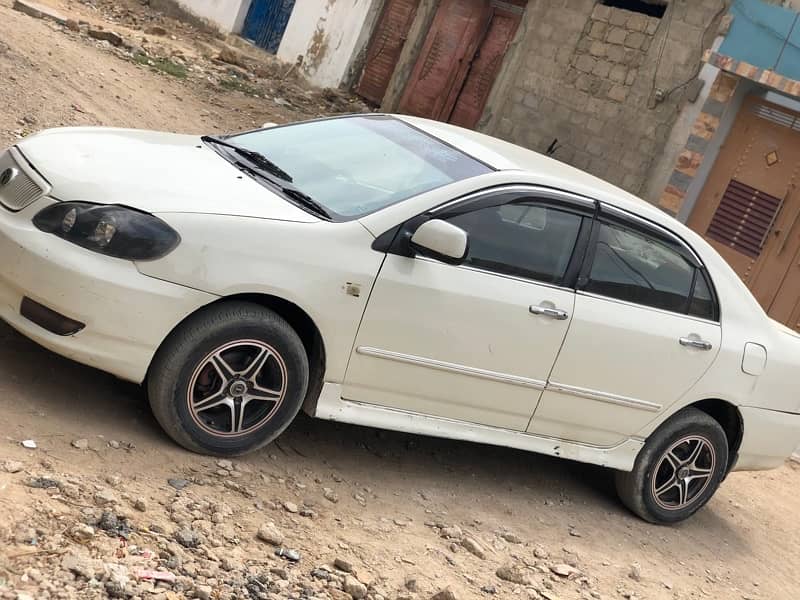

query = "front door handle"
(679, 337), (713, 351)
(530, 305), (569, 320)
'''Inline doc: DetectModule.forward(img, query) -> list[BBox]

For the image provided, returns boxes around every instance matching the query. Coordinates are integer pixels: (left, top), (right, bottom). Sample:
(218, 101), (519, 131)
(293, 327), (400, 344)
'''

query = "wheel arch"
(687, 398), (743, 473)
(148, 293), (327, 412)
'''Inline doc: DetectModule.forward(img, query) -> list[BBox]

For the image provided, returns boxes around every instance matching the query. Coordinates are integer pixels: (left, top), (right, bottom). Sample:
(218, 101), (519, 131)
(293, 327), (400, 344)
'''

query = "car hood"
(16, 127), (317, 222)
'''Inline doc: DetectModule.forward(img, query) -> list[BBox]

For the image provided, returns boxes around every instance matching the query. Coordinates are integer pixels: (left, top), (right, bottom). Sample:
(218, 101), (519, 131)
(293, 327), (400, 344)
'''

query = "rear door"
(343, 188), (594, 430)
(528, 205), (722, 446)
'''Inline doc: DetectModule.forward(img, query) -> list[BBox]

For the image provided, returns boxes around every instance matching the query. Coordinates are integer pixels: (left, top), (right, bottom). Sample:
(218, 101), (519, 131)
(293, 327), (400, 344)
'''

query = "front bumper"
(0, 200), (216, 382)
(734, 406), (800, 471)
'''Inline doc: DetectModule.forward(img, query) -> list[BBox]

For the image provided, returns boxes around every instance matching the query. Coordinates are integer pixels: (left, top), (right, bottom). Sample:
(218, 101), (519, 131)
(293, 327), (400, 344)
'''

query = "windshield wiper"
(201, 135), (294, 182)
(281, 188), (332, 220)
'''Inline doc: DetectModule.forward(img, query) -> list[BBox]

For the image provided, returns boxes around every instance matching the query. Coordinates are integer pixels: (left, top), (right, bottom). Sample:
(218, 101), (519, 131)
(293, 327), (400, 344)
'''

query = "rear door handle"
(679, 337), (713, 351)
(530, 305), (569, 320)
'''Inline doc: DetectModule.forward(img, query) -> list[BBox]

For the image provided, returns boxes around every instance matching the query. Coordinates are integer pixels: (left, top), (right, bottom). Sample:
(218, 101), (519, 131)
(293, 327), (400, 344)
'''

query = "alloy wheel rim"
(187, 340), (287, 437)
(651, 435), (716, 511)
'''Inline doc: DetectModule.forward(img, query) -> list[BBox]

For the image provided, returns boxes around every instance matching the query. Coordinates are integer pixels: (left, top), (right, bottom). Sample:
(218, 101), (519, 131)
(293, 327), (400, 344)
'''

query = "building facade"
(172, 0), (382, 88)
(656, 0), (800, 332)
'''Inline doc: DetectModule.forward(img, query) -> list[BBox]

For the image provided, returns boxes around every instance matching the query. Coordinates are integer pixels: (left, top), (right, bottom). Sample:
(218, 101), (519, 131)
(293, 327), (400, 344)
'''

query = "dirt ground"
(1, 1), (800, 599)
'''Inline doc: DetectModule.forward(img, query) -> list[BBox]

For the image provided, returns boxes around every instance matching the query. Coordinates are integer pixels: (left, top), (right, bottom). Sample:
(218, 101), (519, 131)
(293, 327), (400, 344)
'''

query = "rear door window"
(582, 220), (717, 319)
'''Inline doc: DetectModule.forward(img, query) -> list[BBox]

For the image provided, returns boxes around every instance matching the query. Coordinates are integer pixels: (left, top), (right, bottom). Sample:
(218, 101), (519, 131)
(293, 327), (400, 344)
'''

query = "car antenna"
(546, 138), (560, 156)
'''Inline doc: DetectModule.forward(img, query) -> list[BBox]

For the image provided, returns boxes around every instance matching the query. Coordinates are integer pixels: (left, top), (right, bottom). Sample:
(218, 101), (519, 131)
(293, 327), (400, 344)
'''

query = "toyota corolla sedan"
(1, 114), (798, 523)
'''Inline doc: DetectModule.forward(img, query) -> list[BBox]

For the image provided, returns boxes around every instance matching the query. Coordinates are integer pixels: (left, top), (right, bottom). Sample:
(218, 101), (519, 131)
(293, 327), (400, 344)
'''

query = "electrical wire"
(661, 0), (731, 102)
(648, 0), (675, 101)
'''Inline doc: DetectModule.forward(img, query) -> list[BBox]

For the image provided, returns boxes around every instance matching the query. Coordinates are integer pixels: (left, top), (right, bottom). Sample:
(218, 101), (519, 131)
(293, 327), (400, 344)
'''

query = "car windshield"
(228, 115), (492, 219)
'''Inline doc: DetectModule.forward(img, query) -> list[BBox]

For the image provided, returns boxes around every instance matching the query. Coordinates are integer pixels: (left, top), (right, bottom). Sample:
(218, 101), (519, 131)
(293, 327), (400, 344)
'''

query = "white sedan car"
(1, 114), (798, 523)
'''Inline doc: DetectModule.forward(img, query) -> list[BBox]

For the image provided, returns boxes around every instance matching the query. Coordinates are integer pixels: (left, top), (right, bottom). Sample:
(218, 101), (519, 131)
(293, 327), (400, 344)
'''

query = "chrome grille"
(0, 148), (47, 211)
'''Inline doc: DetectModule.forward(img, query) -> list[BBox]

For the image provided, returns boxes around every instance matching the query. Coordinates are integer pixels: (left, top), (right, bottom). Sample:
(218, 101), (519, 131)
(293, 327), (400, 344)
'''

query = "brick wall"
(483, 0), (726, 196)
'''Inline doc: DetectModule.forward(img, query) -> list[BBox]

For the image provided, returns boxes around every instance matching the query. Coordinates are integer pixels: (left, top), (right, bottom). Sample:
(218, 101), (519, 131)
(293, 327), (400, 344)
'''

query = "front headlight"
(33, 202), (180, 260)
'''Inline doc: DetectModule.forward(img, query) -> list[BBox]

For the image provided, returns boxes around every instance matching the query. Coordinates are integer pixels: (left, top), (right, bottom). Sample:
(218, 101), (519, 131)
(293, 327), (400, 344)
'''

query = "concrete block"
(624, 32), (646, 49)
(587, 117), (605, 134)
(606, 26), (628, 45)
(589, 41), (609, 57)
(576, 74), (602, 94)
(592, 3), (612, 22)
(609, 8), (630, 27)
(589, 21), (608, 40)
(575, 54), (596, 73)
(587, 137), (608, 157)
(609, 64), (628, 83)
(608, 84), (629, 102)
(607, 44), (626, 63)
(593, 60), (612, 78)
(12, 0), (67, 24)
(626, 13), (648, 33)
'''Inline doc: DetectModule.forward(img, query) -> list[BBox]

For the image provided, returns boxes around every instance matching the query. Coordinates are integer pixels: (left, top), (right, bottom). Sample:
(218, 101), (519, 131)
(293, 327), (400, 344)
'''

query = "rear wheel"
(615, 408), (728, 524)
(148, 301), (309, 456)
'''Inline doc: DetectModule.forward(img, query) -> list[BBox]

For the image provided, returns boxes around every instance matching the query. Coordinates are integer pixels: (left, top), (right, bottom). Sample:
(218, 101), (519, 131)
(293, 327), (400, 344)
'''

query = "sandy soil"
(0, 1), (799, 599)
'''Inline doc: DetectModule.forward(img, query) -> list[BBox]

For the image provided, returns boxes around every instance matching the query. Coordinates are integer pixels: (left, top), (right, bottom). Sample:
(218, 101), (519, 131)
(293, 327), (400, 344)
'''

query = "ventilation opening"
(599, 0), (667, 18)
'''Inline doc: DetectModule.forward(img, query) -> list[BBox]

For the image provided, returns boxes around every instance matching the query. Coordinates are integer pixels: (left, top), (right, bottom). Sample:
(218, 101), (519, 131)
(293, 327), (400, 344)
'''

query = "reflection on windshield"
(230, 116), (492, 219)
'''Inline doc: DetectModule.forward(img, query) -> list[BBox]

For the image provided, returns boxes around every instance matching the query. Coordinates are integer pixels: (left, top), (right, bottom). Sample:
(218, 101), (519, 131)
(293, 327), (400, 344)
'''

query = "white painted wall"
(178, 0), (251, 33)
(277, 0), (378, 87)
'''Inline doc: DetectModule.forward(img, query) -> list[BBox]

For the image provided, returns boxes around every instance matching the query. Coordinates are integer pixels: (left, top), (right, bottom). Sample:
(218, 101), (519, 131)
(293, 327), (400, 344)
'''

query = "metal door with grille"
(242, 0), (296, 54)
(356, 0), (420, 104)
(688, 95), (800, 330)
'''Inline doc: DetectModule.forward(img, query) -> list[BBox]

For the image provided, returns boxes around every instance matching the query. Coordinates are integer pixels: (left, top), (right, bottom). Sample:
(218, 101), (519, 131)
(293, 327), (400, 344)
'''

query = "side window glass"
(445, 201), (583, 285)
(584, 222), (695, 313)
(689, 271), (716, 320)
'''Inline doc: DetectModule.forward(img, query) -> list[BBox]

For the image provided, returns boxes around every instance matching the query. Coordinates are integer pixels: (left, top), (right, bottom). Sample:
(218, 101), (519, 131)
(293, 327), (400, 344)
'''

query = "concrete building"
(655, 0), (800, 332)
(353, 0), (727, 200)
(172, 0), (381, 88)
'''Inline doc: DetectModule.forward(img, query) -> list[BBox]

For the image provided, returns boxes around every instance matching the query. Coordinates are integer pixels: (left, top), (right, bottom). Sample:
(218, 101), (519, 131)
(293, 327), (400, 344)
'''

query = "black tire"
(615, 407), (728, 524)
(148, 301), (309, 456)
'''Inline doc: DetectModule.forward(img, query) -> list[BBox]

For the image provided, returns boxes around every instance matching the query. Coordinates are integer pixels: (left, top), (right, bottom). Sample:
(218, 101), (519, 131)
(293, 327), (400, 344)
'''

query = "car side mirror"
(410, 219), (468, 265)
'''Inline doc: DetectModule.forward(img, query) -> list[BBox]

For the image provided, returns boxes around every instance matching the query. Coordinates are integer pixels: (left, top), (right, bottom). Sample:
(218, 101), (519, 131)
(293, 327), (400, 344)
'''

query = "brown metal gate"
(356, 0), (421, 105)
(397, 0), (522, 129)
(688, 95), (800, 331)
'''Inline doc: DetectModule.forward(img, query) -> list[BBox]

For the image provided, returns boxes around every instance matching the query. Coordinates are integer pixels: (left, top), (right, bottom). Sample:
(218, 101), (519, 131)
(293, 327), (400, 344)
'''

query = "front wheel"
(615, 408), (728, 524)
(148, 302), (309, 456)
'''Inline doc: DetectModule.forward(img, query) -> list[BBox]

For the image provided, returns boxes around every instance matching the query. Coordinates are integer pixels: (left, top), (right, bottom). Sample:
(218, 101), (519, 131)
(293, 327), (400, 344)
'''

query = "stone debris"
(551, 563), (582, 578)
(343, 574), (368, 599)
(71, 438), (89, 450)
(94, 488), (117, 506)
(256, 522), (284, 546)
(460, 536), (486, 559)
(496, 563), (529, 584)
(334, 557), (354, 573)
(2, 459), (23, 473)
(167, 477), (189, 490)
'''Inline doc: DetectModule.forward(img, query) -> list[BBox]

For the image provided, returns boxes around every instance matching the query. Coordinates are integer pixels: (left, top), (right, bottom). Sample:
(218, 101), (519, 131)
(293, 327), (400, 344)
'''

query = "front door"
(356, 0), (421, 104)
(397, 0), (522, 129)
(529, 208), (722, 446)
(688, 95), (800, 332)
(242, 0), (296, 53)
(343, 190), (593, 430)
